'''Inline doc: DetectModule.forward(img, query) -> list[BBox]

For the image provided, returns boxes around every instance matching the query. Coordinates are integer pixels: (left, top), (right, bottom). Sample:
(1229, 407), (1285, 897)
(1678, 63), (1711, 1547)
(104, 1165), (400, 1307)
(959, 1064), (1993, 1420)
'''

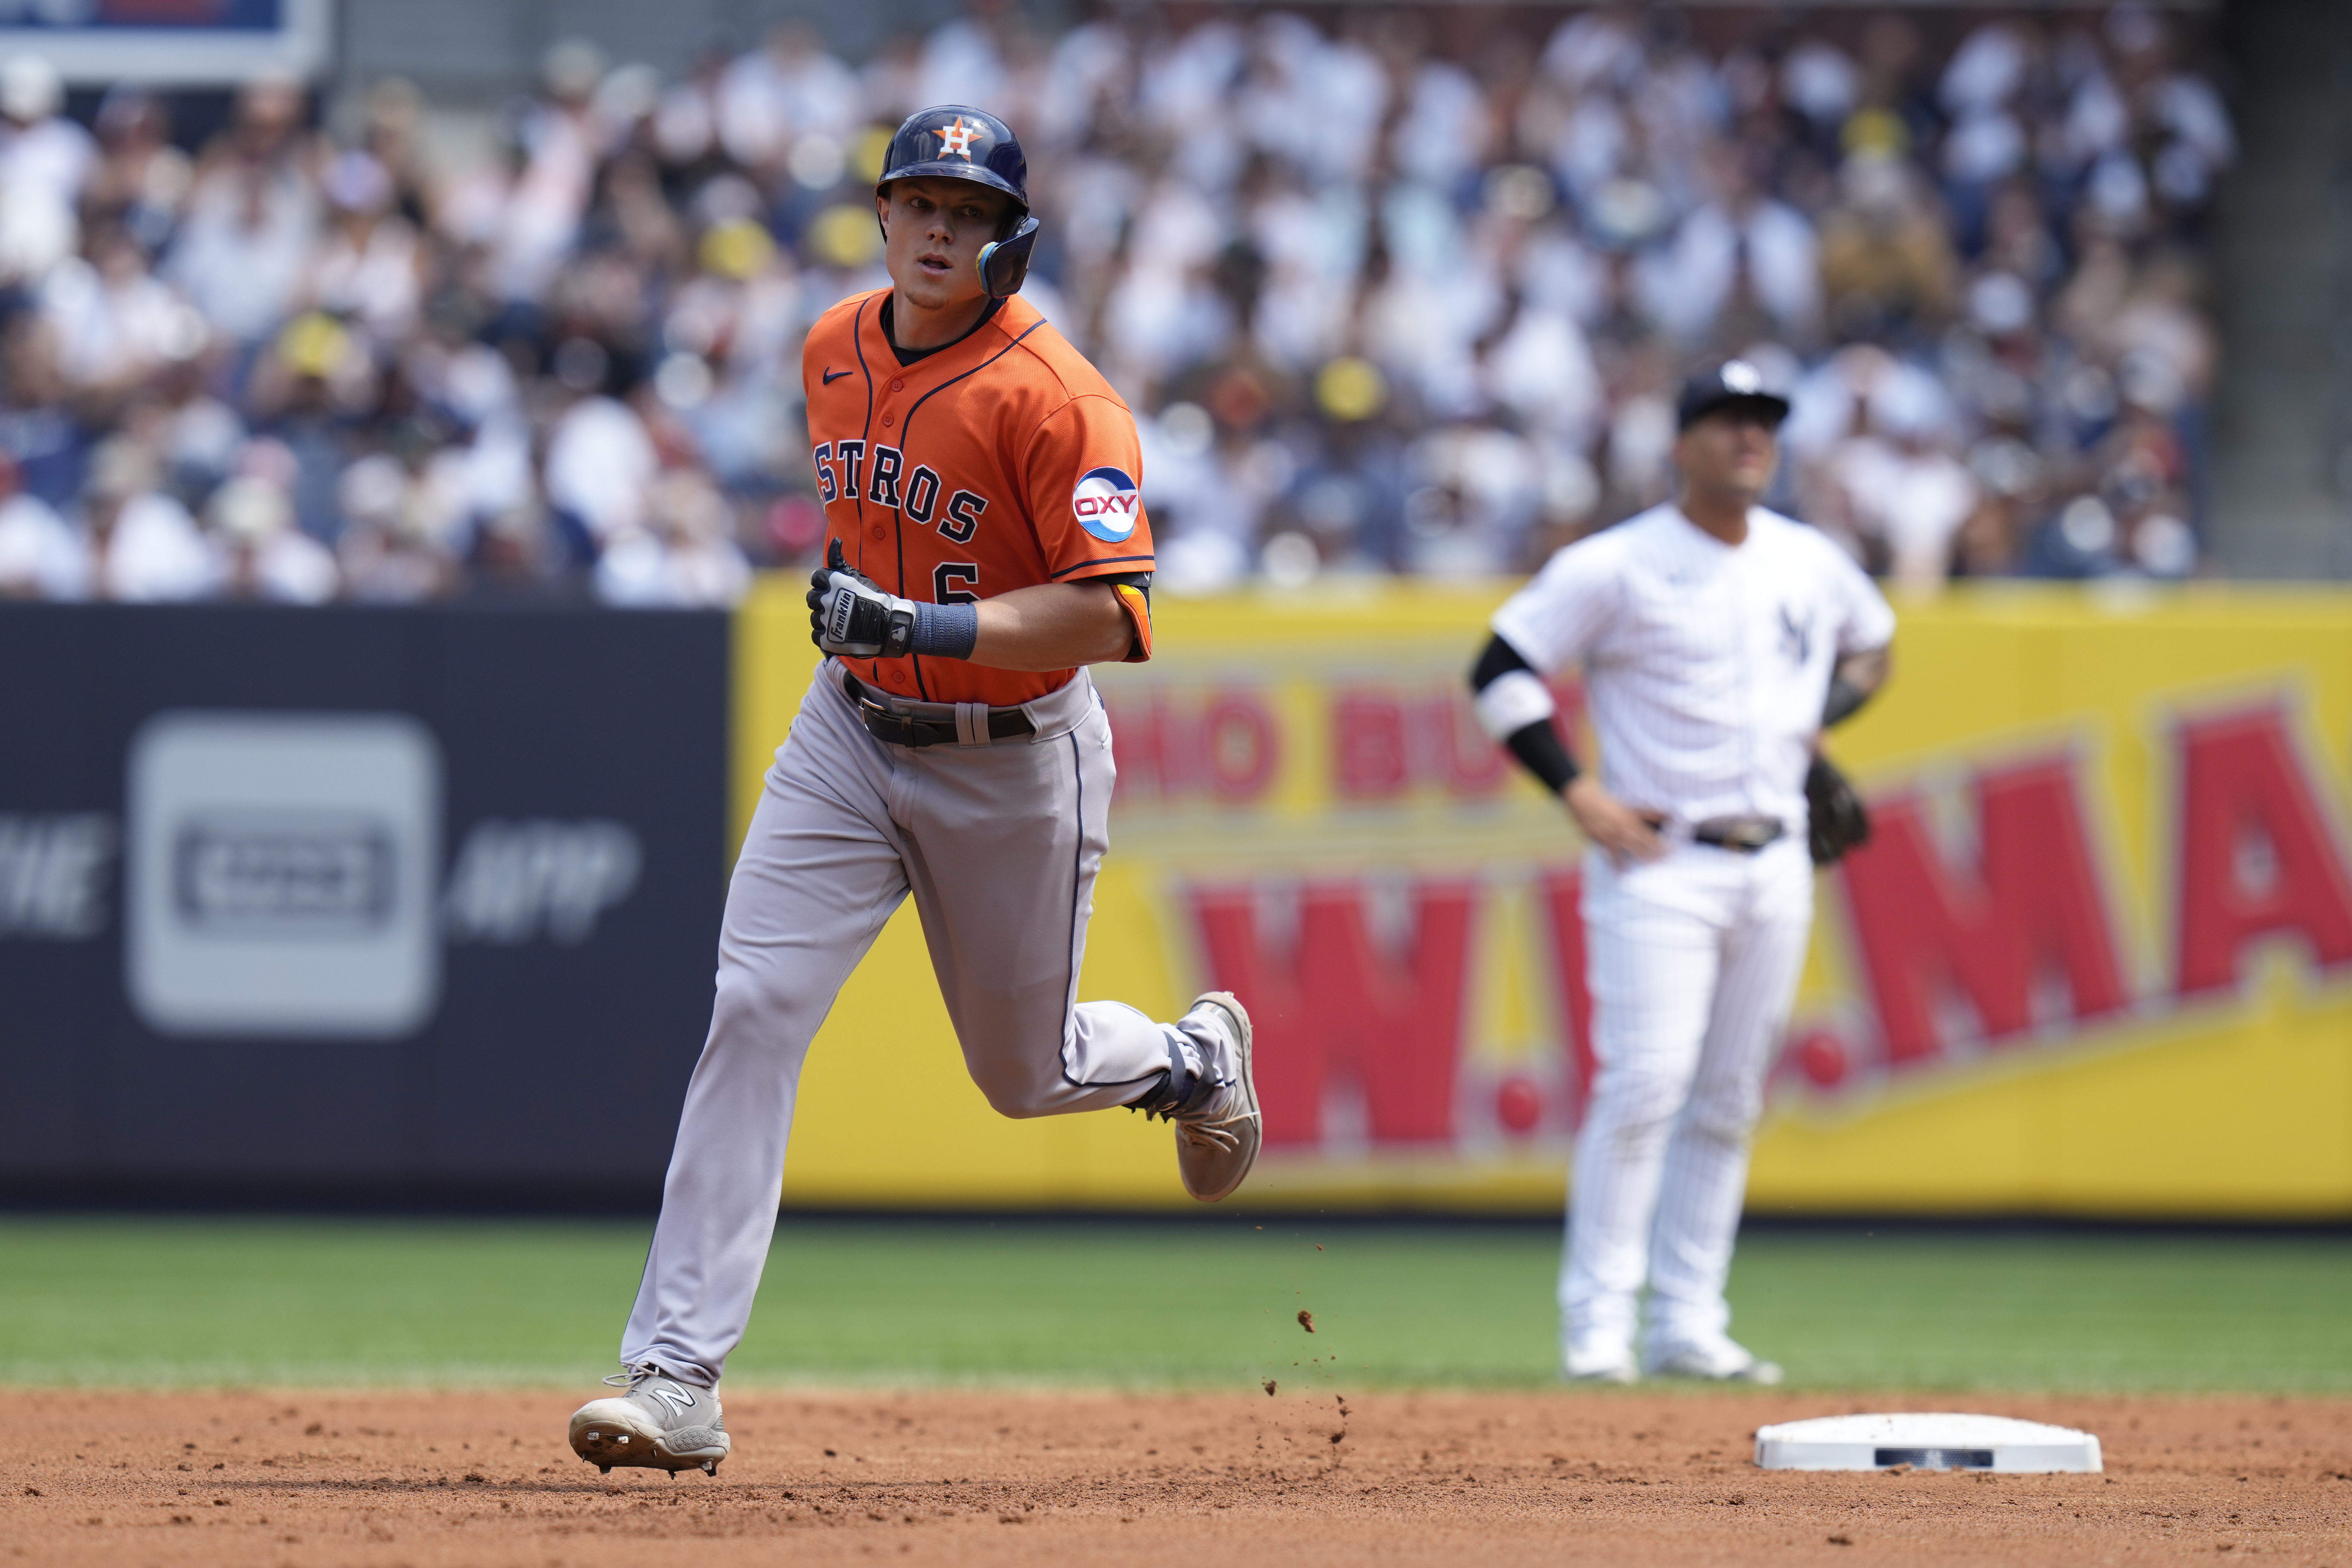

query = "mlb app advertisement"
(0, 605), (726, 1199)
(740, 582), (2352, 1218)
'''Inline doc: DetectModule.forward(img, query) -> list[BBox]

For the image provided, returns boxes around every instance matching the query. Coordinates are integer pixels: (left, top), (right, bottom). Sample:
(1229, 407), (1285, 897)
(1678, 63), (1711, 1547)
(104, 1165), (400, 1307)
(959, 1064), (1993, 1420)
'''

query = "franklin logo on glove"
(807, 540), (920, 660)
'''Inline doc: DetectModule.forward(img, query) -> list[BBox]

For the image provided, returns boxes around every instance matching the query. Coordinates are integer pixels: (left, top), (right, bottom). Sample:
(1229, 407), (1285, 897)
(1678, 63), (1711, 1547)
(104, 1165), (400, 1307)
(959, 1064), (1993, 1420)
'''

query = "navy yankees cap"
(1675, 359), (1792, 431)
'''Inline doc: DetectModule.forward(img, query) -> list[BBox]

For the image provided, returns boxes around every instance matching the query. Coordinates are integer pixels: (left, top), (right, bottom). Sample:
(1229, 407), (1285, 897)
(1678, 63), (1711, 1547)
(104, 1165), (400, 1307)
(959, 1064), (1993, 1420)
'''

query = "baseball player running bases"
(568, 106), (1261, 1475)
(1471, 362), (1894, 1385)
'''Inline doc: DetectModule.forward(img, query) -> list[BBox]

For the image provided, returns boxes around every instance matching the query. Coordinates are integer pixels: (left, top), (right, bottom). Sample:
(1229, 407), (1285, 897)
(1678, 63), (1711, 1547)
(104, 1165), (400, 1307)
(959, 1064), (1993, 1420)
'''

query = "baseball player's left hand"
(809, 540), (917, 659)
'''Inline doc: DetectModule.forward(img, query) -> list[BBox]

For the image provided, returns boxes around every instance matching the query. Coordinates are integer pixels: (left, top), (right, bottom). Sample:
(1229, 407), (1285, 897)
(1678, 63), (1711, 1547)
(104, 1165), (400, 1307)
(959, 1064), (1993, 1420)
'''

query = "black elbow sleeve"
(1823, 674), (1869, 728)
(1504, 719), (1580, 795)
(1469, 633), (1534, 692)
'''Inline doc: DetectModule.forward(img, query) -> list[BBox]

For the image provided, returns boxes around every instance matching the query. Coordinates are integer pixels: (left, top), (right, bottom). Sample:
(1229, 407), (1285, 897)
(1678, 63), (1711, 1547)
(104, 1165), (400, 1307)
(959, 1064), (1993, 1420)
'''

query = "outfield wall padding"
(9, 587), (2352, 1218)
(0, 603), (728, 1205)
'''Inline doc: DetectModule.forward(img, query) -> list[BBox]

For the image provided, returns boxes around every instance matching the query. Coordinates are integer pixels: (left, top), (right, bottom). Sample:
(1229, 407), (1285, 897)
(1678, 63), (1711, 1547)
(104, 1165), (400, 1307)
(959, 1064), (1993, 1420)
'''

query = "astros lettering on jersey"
(802, 288), (1155, 708)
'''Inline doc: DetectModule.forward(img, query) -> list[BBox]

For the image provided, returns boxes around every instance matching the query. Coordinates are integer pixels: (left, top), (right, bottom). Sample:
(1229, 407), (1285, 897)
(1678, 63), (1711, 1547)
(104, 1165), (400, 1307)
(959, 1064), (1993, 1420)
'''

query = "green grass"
(0, 1216), (2347, 1393)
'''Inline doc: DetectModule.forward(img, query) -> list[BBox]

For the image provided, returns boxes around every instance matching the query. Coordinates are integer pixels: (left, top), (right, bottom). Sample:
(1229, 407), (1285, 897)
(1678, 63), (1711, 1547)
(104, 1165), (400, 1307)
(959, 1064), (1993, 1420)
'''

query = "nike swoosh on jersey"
(823, 367), (853, 384)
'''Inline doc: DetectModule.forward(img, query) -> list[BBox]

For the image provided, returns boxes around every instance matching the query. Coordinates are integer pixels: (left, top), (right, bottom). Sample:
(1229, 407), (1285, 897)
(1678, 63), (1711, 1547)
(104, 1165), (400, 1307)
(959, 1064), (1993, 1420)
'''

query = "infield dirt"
(5, 1388), (2349, 1566)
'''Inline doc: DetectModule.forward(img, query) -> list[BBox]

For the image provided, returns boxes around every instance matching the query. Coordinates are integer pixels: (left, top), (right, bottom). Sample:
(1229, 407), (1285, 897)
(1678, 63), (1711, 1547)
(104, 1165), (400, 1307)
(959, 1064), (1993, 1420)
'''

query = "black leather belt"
(1692, 816), (1786, 853)
(840, 670), (1035, 748)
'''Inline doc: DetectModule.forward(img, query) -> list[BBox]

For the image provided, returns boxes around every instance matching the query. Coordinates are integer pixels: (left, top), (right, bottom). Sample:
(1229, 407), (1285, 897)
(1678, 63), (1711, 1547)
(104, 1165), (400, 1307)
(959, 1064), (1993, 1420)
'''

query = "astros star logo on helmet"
(935, 116), (980, 159)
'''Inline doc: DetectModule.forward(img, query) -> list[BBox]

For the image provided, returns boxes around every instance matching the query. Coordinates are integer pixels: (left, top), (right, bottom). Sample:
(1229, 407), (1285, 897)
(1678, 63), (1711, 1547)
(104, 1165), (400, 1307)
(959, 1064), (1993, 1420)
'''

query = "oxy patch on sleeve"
(1072, 466), (1141, 543)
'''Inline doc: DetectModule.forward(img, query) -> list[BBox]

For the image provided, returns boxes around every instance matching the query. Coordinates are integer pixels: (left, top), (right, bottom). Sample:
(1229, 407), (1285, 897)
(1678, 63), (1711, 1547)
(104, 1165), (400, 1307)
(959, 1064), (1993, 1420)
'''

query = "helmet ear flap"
(976, 214), (1039, 298)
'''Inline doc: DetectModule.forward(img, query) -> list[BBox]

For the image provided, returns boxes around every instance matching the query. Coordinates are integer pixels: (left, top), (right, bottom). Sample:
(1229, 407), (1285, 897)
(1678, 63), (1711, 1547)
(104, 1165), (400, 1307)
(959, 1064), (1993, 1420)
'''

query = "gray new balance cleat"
(1644, 1336), (1783, 1385)
(569, 1364), (730, 1475)
(1127, 992), (1260, 1202)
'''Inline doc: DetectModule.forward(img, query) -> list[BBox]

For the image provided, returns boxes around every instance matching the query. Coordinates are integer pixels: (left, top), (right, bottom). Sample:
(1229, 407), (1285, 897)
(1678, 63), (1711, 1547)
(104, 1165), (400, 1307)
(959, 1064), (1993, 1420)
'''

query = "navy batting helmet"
(876, 105), (1039, 299)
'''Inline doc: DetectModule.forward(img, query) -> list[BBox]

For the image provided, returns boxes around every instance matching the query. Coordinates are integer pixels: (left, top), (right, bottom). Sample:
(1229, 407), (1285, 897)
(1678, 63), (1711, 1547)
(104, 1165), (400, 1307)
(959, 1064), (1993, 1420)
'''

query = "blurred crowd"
(0, 2), (2230, 608)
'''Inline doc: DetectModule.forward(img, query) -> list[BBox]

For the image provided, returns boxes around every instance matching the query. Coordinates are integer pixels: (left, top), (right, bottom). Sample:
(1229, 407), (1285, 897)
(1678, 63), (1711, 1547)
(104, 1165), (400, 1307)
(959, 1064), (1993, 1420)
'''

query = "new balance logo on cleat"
(568, 1365), (729, 1476)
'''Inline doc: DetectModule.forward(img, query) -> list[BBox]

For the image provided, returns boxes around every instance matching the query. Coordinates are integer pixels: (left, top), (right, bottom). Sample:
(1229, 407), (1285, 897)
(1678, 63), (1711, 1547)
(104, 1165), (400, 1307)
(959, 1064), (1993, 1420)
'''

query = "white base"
(1754, 1413), (2101, 1473)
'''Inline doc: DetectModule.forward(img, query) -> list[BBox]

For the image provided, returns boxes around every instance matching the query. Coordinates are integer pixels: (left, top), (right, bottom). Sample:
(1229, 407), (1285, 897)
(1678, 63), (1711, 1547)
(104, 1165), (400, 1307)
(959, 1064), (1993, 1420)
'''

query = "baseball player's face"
(1673, 409), (1782, 504)
(878, 177), (1013, 314)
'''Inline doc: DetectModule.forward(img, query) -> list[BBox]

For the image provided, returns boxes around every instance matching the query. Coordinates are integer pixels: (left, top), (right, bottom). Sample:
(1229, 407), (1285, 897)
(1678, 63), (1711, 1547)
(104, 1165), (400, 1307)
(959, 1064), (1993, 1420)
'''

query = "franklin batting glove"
(809, 540), (917, 659)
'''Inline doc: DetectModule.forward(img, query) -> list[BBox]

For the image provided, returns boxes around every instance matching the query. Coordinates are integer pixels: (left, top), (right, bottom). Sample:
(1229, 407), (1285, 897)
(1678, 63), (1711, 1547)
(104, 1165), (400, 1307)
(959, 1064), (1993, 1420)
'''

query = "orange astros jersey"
(801, 288), (1155, 708)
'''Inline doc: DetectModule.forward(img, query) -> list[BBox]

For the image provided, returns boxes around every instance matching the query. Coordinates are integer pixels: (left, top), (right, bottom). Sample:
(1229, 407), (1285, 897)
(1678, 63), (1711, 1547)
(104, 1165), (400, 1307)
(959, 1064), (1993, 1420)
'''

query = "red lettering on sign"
(1840, 756), (2129, 1064)
(1102, 690), (1179, 804)
(1332, 691), (1411, 801)
(2174, 708), (2352, 996)
(1188, 879), (1477, 1146)
(1199, 691), (1278, 802)
(1103, 687), (1279, 806)
(1328, 687), (1516, 802)
(1424, 694), (1510, 797)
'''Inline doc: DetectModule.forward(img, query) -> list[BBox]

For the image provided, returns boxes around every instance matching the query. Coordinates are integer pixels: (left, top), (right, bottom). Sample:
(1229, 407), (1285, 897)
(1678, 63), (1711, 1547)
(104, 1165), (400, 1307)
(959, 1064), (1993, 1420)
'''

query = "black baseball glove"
(1806, 755), (1870, 867)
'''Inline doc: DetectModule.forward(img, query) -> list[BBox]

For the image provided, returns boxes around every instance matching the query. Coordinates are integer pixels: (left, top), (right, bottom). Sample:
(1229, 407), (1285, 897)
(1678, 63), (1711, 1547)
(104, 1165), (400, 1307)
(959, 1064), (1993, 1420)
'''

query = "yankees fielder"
(568, 106), (1260, 1475)
(1471, 361), (1893, 1384)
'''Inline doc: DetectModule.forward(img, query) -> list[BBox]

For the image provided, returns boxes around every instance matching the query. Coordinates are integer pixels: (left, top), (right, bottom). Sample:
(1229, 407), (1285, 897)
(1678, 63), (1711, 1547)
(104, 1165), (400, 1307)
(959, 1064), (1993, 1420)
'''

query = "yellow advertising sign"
(734, 579), (2352, 1217)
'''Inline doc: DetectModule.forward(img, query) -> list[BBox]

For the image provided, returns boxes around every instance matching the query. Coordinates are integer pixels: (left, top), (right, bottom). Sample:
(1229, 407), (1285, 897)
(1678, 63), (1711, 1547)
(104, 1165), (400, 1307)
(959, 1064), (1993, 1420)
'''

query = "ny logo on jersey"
(935, 116), (980, 159)
(1777, 604), (1813, 665)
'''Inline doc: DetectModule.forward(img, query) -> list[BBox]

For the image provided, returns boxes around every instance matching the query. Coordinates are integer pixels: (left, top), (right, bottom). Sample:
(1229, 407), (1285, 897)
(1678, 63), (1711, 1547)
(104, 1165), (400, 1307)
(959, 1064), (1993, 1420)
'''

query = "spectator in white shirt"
(0, 462), (79, 598)
(76, 439), (216, 602)
(306, 150), (423, 350)
(544, 371), (657, 556)
(716, 21), (864, 172)
(0, 53), (92, 284)
(40, 223), (203, 396)
(1635, 148), (1821, 349)
(335, 453), (459, 604)
(1392, 61), (1492, 190)
(594, 468), (749, 608)
(164, 77), (319, 346)
(210, 473), (337, 604)
(1827, 390), (1979, 592)
(487, 43), (603, 309)
(87, 87), (192, 254)
(1488, 300), (1605, 447)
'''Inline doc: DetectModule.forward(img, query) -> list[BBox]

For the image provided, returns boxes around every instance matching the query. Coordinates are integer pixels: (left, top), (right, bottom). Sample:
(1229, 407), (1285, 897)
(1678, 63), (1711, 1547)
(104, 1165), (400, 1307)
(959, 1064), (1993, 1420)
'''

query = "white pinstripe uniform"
(1489, 503), (1895, 1371)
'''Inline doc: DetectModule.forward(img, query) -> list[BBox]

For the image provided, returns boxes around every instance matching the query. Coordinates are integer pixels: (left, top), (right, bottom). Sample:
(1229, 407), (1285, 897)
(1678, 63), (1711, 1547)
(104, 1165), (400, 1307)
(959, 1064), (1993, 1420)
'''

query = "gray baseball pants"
(621, 661), (1185, 1387)
(1562, 835), (1814, 1359)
